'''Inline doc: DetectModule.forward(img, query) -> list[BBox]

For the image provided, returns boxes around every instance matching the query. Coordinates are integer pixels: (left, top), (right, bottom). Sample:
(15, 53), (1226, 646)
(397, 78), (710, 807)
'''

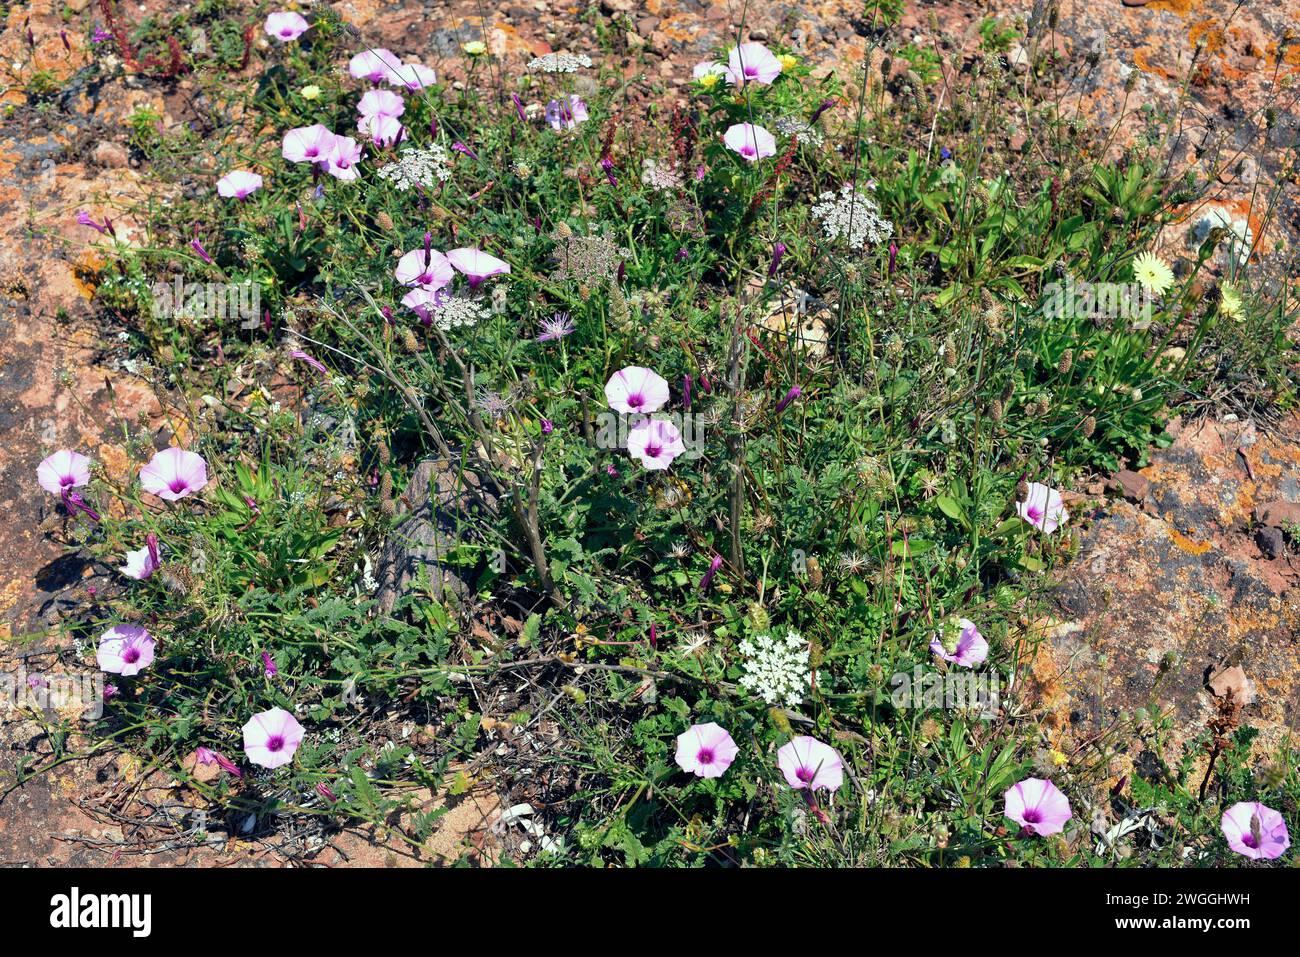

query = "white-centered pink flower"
(242, 706), (306, 769)
(37, 450), (91, 495)
(447, 248), (511, 288)
(777, 736), (844, 793)
(282, 124), (337, 164)
(357, 89), (405, 120)
(725, 42), (783, 85)
(264, 11), (309, 42)
(1016, 481), (1068, 533)
(349, 48), (401, 84)
(120, 543), (160, 581)
(1221, 801), (1290, 860)
(401, 286), (446, 321)
(390, 61), (437, 91)
(140, 447), (208, 501)
(675, 722), (739, 779)
(723, 122), (776, 162)
(627, 419), (685, 471)
(395, 246), (454, 291)
(216, 170), (263, 199)
(324, 135), (364, 180)
(545, 94), (588, 131)
(96, 624), (155, 676)
(358, 113), (406, 147)
(929, 618), (988, 667)
(1003, 777), (1072, 836)
(604, 366), (670, 414)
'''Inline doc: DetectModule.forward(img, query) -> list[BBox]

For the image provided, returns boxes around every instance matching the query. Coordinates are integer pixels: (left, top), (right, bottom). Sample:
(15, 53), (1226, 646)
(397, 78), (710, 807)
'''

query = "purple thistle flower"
(768, 241), (787, 278)
(541, 418), (554, 435)
(92, 27), (111, 43)
(536, 312), (574, 342)
(774, 385), (802, 414)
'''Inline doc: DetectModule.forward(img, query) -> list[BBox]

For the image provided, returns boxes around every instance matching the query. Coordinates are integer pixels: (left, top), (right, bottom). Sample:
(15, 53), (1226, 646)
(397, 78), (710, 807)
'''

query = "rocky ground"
(0, 0), (1296, 865)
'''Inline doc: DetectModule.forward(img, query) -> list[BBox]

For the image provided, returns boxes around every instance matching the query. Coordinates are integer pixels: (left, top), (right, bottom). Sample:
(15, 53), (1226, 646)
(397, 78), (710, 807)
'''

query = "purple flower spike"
(699, 554), (723, 592)
(768, 241), (787, 278)
(774, 385), (801, 414)
(262, 651), (278, 677)
(190, 238), (214, 265)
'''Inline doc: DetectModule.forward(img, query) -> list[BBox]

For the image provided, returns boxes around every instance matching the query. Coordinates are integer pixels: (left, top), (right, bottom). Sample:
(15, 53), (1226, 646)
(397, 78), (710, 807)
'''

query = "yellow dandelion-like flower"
(1218, 282), (1244, 320)
(1050, 748), (1069, 767)
(463, 40), (487, 56)
(777, 53), (798, 70)
(1131, 251), (1174, 296)
(300, 84), (321, 100)
(698, 72), (721, 90)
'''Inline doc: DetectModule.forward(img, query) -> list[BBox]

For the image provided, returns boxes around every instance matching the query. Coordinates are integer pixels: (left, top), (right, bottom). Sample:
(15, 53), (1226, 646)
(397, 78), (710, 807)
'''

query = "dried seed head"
(374, 210), (395, 232)
(401, 328), (419, 352)
(1057, 349), (1073, 374)
(1081, 415), (1096, 438)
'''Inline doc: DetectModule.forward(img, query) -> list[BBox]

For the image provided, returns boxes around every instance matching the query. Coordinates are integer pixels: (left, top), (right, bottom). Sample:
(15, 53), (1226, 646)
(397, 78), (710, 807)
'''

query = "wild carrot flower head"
(545, 94), (589, 131)
(627, 419), (686, 471)
(739, 629), (811, 707)
(357, 89), (405, 119)
(929, 617), (988, 667)
(140, 447), (208, 501)
(349, 48), (401, 84)
(777, 736), (843, 793)
(723, 123), (776, 162)
(1221, 801), (1290, 860)
(96, 624), (155, 677)
(264, 11), (309, 42)
(242, 706), (305, 769)
(282, 124), (336, 164)
(725, 42), (784, 85)
(447, 248), (511, 288)
(604, 366), (670, 414)
(1016, 481), (1068, 533)
(675, 722), (739, 779)
(216, 170), (263, 199)
(37, 450), (90, 495)
(1003, 777), (1072, 836)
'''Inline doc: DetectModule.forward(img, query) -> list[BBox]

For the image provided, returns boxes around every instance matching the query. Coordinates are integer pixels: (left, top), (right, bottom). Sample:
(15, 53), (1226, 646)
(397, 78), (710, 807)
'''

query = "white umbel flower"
(738, 628), (812, 708)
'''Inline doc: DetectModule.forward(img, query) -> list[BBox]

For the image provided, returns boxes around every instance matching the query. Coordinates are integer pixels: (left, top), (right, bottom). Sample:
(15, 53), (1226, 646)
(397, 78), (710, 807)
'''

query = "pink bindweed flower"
(242, 706), (305, 769)
(545, 94), (588, 131)
(96, 624), (156, 677)
(216, 170), (263, 199)
(282, 124), (337, 164)
(358, 113), (406, 147)
(140, 447), (209, 501)
(723, 122), (776, 162)
(264, 11), (309, 42)
(62, 489), (100, 522)
(451, 141), (477, 159)
(76, 210), (110, 234)
(119, 539), (161, 581)
(447, 248), (511, 289)
(396, 241), (454, 291)
(627, 419), (686, 471)
(390, 61), (437, 91)
(929, 618), (988, 667)
(604, 366), (670, 414)
(357, 89), (405, 120)
(777, 736), (844, 793)
(402, 286), (447, 323)
(262, 651), (278, 677)
(27, 674), (49, 690)
(324, 135), (364, 180)
(768, 241), (787, 277)
(1016, 481), (1068, 534)
(725, 42), (784, 86)
(1003, 777), (1072, 836)
(190, 238), (215, 264)
(197, 747), (243, 778)
(675, 722), (739, 779)
(1221, 801), (1290, 860)
(349, 48), (401, 84)
(37, 450), (90, 496)
(316, 781), (337, 801)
